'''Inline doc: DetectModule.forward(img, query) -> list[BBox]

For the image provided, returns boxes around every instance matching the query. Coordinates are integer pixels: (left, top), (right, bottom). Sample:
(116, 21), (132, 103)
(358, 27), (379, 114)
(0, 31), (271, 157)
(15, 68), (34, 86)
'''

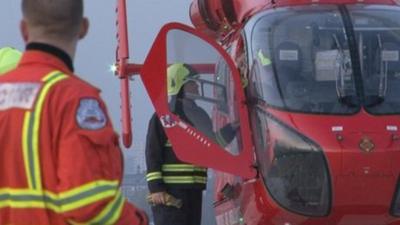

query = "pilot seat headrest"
(274, 41), (302, 73)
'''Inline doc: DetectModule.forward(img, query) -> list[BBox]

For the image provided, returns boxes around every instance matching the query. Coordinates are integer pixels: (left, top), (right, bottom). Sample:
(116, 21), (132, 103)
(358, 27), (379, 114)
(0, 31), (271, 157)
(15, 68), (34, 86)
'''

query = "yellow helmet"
(167, 63), (198, 96)
(0, 47), (22, 75)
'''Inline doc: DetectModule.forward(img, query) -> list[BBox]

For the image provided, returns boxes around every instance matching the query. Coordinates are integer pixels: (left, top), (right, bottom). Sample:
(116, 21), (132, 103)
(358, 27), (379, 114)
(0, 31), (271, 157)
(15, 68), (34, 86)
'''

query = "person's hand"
(148, 192), (167, 205)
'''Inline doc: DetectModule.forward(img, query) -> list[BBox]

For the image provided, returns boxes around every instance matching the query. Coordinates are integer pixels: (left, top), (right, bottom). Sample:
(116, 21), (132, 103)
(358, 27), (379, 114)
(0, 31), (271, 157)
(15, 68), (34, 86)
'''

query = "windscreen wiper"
(364, 34), (387, 108)
(364, 95), (384, 107)
(338, 95), (359, 107)
(332, 34), (358, 107)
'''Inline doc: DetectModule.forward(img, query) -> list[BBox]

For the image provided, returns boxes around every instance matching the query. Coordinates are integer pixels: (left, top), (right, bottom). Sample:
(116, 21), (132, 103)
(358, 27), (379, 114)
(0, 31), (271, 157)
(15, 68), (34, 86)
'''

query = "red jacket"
(0, 50), (147, 225)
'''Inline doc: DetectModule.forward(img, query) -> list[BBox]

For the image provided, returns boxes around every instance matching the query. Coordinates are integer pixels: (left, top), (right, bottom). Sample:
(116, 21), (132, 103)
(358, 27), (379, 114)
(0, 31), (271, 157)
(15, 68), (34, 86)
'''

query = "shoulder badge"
(76, 98), (107, 130)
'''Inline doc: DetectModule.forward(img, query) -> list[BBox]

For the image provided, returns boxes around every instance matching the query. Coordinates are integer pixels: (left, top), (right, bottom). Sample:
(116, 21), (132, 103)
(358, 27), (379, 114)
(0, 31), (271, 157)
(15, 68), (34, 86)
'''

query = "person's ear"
(20, 20), (29, 43)
(78, 17), (89, 39)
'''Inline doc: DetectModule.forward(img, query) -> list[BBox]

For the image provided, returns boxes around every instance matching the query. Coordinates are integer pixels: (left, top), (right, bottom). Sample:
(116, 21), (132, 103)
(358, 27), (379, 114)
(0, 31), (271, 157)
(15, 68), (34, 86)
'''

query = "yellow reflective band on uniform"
(257, 49), (272, 66)
(162, 164), (206, 172)
(146, 172), (162, 182)
(69, 190), (124, 225)
(0, 189), (46, 209)
(163, 176), (207, 184)
(0, 180), (119, 213)
(22, 71), (67, 189)
(22, 112), (32, 188)
(216, 131), (228, 147)
(48, 180), (119, 212)
(22, 70), (68, 190)
(164, 140), (172, 147)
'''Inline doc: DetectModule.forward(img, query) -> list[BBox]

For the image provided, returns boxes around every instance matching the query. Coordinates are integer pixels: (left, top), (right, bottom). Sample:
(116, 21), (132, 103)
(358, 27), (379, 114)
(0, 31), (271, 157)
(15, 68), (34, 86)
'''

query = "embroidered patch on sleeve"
(76, 98), (107, 130)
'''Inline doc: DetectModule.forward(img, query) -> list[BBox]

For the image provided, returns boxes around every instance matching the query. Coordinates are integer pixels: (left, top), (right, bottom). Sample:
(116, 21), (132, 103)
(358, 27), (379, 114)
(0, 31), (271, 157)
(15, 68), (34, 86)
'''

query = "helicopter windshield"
(348, 5), (400, 114)
(249, 5), (400, 115)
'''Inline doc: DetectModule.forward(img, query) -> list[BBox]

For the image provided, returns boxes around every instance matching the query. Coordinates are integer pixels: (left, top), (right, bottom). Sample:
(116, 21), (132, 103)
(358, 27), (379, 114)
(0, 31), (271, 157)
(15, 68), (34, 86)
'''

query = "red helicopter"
(115, 0), (400, 224)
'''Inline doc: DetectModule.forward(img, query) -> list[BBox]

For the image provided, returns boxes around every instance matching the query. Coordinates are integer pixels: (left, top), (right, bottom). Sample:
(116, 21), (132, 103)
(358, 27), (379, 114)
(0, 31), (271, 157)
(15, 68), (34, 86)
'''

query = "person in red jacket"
(0, 0), (148, 224)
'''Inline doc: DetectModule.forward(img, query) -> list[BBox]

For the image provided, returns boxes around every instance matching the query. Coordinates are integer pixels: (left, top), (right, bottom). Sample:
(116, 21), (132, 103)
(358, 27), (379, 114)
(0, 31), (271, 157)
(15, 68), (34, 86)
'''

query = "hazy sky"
(0, 0), (191, 150)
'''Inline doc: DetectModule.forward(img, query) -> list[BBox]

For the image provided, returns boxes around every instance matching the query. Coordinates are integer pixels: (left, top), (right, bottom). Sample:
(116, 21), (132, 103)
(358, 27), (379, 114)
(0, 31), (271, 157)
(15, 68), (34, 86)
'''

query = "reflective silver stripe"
(163, 176), (207, 184)
(0, 180), (119, 212)
(70, 191), (125, 225)
(22, 71), (68, 190)
(162, 164), (206, 172)
(164, 140), (172, 147)
(146, 172), (162, 182)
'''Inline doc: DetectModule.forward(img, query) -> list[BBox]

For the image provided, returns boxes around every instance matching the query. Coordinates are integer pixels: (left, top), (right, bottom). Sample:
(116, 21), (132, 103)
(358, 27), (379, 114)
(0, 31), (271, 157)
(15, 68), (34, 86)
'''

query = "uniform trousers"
(152, 188), (203, 225)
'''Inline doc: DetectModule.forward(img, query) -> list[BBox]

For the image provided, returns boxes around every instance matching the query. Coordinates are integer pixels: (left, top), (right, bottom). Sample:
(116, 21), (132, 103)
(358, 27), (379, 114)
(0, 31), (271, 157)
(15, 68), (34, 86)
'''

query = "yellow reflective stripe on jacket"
(48, 180), (119, 212)
(146, 172), (162, 182)
(69, 190), (125, 225)
(0, 180), (119, 213)
(0, 188), (46, 209)
(162, 164), (206, 172)
(22, 70), (68, 190)
(163, 176), (207, 184)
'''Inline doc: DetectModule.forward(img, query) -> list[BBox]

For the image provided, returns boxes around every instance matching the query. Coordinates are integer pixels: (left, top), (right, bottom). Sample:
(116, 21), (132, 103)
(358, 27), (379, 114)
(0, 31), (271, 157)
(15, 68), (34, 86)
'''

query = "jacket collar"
(20, 43), (74, 74)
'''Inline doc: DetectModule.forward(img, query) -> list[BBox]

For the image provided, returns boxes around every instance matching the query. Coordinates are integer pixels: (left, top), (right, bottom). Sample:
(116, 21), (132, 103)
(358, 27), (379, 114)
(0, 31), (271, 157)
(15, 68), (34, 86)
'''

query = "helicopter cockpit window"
(250, 6), (359, 114)
(166, 29), (242, 155)
(348, 5), (400, 114)
(250, 5), (400, 115)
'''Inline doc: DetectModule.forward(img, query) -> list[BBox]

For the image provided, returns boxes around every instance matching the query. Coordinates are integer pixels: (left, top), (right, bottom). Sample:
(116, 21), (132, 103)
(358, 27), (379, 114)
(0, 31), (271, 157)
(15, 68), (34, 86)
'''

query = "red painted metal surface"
(256, 107), (400, 224)
(214, 105), (400, 223)
(139, 22), (256, 178)
(116, 0), (400, 223)
(116, 0), (133, 147)
(205, 1), (400, 223)
(190, 0), (397, 41)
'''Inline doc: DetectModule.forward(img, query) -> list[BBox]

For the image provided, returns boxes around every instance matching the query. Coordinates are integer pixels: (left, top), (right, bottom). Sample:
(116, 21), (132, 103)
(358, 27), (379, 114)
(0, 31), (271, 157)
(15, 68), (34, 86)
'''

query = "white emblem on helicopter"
(160, 115), (177, 128)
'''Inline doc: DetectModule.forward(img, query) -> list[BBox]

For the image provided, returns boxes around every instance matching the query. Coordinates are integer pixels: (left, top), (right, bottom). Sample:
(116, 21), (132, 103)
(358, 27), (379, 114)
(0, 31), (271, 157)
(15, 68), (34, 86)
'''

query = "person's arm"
(145, 114), (167, 194)
(54, 87), (147, 225)
(215, 121), (240, 147)
(194, 106), (239, 147)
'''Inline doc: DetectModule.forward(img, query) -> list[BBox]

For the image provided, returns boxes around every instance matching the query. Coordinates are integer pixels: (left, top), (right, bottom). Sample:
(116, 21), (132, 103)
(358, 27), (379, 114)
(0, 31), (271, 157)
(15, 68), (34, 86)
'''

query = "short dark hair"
(22, 0), (84, 41)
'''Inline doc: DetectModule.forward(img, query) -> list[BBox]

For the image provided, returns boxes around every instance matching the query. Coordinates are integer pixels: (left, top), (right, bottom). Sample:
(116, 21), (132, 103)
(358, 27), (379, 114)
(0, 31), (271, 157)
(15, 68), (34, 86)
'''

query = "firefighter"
(0, 0), (147, 224)
(145, 63), (238, 225)
(0, 47), (21, 74)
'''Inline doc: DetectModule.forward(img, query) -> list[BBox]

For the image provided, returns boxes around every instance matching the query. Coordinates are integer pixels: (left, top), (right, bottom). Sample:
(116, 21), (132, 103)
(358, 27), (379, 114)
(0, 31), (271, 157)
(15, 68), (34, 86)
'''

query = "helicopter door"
(140, 22), (256, 179)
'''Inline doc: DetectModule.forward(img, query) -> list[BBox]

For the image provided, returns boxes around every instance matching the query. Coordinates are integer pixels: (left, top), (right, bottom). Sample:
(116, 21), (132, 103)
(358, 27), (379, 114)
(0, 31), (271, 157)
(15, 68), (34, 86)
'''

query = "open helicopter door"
(140, 22), (256, 179)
